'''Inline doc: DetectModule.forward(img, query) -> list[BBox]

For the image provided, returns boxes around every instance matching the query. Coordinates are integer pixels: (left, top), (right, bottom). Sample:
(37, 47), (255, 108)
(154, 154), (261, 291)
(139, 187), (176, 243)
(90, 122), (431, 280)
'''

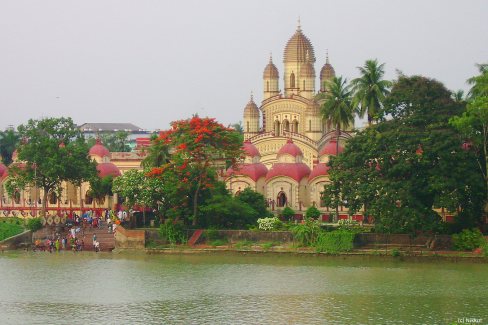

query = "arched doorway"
(277, 191), (287, 207)
(292, 119), (299, 133)
(282, 119), (290, 132)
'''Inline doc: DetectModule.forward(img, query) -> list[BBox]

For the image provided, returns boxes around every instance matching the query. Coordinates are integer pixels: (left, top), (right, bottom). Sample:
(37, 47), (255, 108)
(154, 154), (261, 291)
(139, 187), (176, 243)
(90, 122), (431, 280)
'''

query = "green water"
(0, 251), (486, 324)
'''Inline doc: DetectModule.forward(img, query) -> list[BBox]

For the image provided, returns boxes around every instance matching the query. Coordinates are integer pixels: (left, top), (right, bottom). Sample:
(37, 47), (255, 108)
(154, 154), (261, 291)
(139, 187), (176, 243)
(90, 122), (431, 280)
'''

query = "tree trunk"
(192, 182), (201, 226)
(335, 123), (340, 222)
(42, 187), (49, 218)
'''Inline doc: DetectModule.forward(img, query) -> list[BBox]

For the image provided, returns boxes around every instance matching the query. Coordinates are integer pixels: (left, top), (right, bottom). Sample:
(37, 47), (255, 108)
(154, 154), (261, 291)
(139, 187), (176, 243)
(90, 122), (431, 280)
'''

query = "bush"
(26, 218), (43, 232)
(391, 248), (401, 257)
(203, 228), (221, 241)
(234, 240), (254, 249)
(337, 219), (362, 233)
(452, 228), (485, 251)
(314, 230), (356, 254)
(281, 207), (296, 220)
(159, 219), (186, 245)
(257, 217), (281, 231)
(305, 206), (321, 219)
(291, 219), (321, 246)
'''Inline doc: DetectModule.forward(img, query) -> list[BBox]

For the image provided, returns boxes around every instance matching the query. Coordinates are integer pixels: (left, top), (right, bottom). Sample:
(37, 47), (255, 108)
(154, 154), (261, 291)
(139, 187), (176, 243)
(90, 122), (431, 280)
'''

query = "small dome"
(284, 25), (316, 63)
(96, 162), (121, 178)
(309, 163), (330, 181)
(278, 139), (303, 157)
(263, 56), (279, 79)
(243, 140), (260, 158)
(320, 56), (335, 81)
(243, 96), (259, 117)
(89, 139), (110, 158)
(266, 163), (310, 182)
(300, 61), (315, 78)
(226, 163), (268, 182)
(319, 140), (343, 156)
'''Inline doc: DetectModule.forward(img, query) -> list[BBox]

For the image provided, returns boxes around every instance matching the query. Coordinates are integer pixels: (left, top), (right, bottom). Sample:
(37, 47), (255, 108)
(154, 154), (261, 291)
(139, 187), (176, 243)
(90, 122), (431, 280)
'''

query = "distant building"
(78, 123), (153, 150)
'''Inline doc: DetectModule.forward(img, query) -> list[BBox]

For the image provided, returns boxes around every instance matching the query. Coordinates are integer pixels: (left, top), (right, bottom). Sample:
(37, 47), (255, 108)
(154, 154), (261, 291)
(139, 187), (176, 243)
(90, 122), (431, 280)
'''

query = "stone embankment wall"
(0, 230), (32, 250)
(355, 233), (452, 250)
(115, 226), (145, 249)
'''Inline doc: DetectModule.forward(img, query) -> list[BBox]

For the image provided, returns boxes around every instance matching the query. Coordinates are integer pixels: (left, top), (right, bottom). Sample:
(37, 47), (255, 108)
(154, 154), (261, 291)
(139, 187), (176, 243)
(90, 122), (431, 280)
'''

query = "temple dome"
(319, 140), (344, 156)
(243, 140), (260, 158)
(89, 139), (110, 158)
(278, 139), (303, 157)
(320, 59), (335, 81)
(226, 163), (268, 182)
(96, 162), (121, 178)
(243, 97), (259, 117)
(284, 26), (315, 63)
(309, 163), (330, 181)
(266, 162), (310, 182)
(263, 56), (279, 79)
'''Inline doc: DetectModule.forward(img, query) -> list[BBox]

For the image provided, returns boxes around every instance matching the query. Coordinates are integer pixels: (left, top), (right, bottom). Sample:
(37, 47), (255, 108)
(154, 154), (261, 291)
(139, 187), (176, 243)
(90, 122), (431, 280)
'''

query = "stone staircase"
(80, 225), (115, 252)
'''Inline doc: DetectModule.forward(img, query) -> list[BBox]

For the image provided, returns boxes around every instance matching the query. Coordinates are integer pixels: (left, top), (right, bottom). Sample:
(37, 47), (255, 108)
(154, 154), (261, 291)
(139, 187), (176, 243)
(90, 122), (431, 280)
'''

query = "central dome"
(283, 26), (316, 63)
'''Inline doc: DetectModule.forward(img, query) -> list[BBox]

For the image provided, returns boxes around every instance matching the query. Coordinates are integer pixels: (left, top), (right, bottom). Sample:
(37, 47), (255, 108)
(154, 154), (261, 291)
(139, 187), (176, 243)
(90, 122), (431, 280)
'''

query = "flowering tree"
(148, 116), (242, 226)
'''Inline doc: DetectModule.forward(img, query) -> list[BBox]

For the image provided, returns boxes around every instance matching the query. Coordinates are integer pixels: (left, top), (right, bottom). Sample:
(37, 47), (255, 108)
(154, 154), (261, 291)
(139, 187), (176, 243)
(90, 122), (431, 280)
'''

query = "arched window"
(48, 191), (57, 205)
(283, 120), (290, 132)
(13, 191), (21, 204)
(290, 72), (295, 88)
(274, 120), (281, 135)
(292, 120), (299, 133)
(85, 194), (93, 205)
(266, 81), (269, 92)
(247, 121), (250, 132)
(277, 192), (287, 207)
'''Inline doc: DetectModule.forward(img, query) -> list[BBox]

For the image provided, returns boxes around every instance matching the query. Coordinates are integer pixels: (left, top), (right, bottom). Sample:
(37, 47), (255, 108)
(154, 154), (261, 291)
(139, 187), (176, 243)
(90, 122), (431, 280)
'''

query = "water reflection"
(0, 252), (486, 324)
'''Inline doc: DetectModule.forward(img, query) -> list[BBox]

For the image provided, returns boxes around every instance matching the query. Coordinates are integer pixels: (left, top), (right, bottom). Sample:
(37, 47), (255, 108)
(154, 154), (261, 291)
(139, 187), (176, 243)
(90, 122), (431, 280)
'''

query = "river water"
(0, 251), (486, 324)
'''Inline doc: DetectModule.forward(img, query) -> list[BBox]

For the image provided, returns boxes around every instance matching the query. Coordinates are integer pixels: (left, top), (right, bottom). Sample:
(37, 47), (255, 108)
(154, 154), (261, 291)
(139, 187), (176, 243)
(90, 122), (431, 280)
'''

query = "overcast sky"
(1, 0), (487, 131)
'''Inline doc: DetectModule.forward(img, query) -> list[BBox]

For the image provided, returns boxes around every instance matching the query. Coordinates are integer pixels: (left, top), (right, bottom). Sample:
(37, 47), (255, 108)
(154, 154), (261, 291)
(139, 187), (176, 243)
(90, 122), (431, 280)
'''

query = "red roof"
(319, 140), (344, 156)
(277, 139), (303, 157)
(226, 163), (268, 182)
(309, 163), (330, 181)
(266, 163), (310, 182)
(96, 162), (121, 178)
(89, 139), (110, 158)
(243, 140), (260, 157)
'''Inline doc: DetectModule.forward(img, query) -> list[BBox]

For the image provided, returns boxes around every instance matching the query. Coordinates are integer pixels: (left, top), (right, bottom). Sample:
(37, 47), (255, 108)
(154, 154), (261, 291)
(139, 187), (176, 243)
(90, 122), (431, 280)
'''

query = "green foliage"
(452, 228), (485, 251)
(314, 230), (355, 254)
(236, 188), (270, 218)
(257, 217), (282, 231)
(234, 240), (254, 249)
(291, 219), (321, 246)
(26, 218), (43, 232)
(337, 219), (363, 233)
(281, 206), (296, 220)
(209, 239), (228, 247)
(0, 222), (24, 241)
(0, 129), (20, 165)
(261, 242), (278, 250)
(391, 248), (401, 257)
(87, 176), (113, 204)
(159, 219), (186, 245)
(305, 206), (321, 219)
(203, 228), (220, 241)
(323, 75), (485, 233)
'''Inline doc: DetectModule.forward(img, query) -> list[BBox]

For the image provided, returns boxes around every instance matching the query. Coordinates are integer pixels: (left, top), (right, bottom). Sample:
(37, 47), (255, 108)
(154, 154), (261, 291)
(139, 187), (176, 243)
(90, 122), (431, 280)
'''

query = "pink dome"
(266, 163), (310, 182)
(309, 163), (330, 181)
(278, 139), (303, 157)
(89, 139), (110, 158)
(226, 163), (268, 182)
(319, 140), (344, 156)
(243, 140), (260, 157)
(96, 162), (121, 178)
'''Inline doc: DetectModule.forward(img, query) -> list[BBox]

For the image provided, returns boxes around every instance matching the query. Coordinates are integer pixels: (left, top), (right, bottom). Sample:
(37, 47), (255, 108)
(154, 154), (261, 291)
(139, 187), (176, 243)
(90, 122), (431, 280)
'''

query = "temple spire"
(297, 17), (301, 31)
(326, 49), (329, 64)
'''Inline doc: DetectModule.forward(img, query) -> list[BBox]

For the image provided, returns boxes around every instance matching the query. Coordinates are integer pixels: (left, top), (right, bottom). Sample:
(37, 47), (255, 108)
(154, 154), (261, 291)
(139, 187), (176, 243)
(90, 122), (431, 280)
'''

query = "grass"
(209, 239), (228, 247)
(234, 240), (254, 249)
(0, 221), (24, 241)
(260, 242), (279, 250)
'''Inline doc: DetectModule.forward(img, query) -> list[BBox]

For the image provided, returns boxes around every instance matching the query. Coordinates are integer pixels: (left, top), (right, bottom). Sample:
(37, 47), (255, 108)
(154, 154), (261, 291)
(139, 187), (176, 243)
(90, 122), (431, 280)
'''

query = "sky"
(0, 0), (487, 131)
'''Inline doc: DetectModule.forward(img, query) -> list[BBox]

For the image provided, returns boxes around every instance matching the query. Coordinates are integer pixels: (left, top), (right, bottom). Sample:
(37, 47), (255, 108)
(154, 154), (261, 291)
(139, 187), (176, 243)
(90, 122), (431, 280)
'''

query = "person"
(94, 241), (100, 253)
(55, 239), (60, 252)
(61, 237), (66, 250)
(107, 218), (112, 233)
(92, 233), (97, 250)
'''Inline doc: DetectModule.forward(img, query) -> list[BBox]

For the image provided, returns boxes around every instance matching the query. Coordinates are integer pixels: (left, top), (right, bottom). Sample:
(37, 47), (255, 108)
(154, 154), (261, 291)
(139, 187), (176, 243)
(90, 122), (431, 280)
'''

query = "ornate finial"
(250, 91), (254, 102)
(297, 17), (301, 31)
(269, 52), (273, 63)
(326, 49), (329, 64)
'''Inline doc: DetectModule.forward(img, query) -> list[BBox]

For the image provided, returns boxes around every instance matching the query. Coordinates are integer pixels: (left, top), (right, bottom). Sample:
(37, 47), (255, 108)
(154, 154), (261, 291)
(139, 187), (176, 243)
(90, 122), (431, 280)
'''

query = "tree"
(147, 116), (242, 226)
(8, 117), (97, 217)
(305, 206), (321, 219)
(351, 59), (392, 125)
(87, 176), (114, 205)
(87, 131), (131, 152)
(320, 76), (355, 221)
(450, 64), (488, 213)
(451, 89), (466, 105)
(0, 129), (20, 165)
(141, 134), (170, 168)
(323, 75), (485, 233)
(281, 206), (296, 220)
(235, 188), (270, 218)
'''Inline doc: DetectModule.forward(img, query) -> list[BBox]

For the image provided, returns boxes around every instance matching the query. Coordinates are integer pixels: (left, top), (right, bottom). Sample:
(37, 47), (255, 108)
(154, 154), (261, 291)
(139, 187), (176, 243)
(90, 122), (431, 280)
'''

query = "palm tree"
(0, 129), (20, 165)
(351, 59), (391, 125)
(141, 135), (170, 168)
(321, 76), (355, 153)
(451, 89), (466, 104)
(321, 76), (354, 222)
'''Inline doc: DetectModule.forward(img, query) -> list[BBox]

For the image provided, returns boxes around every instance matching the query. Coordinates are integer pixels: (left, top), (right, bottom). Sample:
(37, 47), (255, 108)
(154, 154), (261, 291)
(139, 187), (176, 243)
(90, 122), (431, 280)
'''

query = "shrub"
(26, 218), (43, 232)
(291, 218), (321, 246)
(235, 240), (254, 249)
(305, 206), (321, 219)
(203, 228), (221, 241)
(391, 248), (401, 257)
(261, 242), (278, 250)
(159, 219), (186, 245)
(452, 228), (485, 251)
(281, 207), (296, 220)
(314, 229), (356, 254)
(337, 219), (362, 233)
(257, 217), (281, 231)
